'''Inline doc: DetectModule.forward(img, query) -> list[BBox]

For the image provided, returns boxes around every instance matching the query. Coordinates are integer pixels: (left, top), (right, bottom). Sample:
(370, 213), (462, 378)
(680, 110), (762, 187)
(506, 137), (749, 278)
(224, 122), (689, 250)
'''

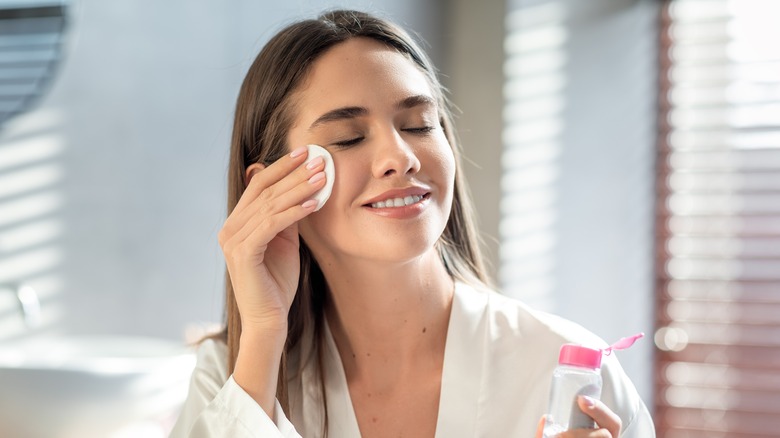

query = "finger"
(578, 396), (621, 438)
(230, 151), (324, 227)
(535, 416), (545, 438)
(222, 194), (317, 265)
(232, 167), (326, 233)
(240, 198), (319, 255)
(238, 146), (309, 210)
(557, 429), (611, 438)
(224, 171), (326, 249)
(248, 155), (326, 213)
(237, 152), (326, 220)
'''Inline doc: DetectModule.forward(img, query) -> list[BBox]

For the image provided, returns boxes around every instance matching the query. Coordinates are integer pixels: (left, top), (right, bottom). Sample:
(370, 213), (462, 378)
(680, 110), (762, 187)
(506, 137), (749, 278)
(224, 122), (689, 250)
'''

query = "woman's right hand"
(218, 145), (327, 415)
(534, 396), (622, 438)
(218, 145), (327, 333)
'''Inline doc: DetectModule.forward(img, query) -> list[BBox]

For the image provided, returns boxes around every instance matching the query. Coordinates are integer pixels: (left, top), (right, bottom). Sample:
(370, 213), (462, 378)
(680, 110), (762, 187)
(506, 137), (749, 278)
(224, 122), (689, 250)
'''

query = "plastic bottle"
(542, 344), (603, 437)
(543, 333), (644, 437)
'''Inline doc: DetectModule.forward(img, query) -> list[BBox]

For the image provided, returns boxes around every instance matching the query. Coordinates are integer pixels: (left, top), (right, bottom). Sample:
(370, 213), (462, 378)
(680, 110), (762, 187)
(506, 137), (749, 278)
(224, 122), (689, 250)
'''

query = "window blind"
(0, 3), (67, 126)
(655, 1), (780, 437)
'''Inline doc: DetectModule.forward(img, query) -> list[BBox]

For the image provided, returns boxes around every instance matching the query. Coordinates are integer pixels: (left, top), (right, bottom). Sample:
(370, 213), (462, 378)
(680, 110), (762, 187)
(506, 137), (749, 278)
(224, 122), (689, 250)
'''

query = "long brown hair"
(218, 8), (491, 428)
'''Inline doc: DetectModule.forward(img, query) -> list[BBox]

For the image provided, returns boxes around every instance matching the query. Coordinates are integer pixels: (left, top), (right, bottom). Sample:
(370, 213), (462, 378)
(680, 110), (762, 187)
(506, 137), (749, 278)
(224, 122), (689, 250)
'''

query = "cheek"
(299, 155), (361, 227)
(429, 141), (456, 187)
(326, 155), (363, 205)
(444, 150), (456, 181)
(296, 158), (364, 253)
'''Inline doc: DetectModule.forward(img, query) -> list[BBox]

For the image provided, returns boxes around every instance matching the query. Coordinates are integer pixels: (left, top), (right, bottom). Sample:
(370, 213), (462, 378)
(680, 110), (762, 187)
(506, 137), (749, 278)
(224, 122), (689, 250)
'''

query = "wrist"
(239, 322), (288, 350)
(240, 312), (289, 335)
(233, 324), (288, 417)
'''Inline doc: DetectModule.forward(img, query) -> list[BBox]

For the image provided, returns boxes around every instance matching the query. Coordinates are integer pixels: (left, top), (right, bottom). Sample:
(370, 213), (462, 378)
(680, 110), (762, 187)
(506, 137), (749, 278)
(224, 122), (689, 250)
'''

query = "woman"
(171, 10), (654, 438)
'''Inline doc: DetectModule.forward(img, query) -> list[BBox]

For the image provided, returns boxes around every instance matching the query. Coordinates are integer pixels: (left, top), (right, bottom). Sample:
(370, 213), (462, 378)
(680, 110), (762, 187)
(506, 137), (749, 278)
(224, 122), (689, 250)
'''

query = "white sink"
(0, 335), (196, 438)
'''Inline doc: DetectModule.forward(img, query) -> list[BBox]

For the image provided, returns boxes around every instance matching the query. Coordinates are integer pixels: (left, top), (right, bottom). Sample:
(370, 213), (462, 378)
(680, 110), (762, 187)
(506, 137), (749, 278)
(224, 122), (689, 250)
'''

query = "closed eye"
(333, 136), (364, 147)
(403, 126), (435, 134)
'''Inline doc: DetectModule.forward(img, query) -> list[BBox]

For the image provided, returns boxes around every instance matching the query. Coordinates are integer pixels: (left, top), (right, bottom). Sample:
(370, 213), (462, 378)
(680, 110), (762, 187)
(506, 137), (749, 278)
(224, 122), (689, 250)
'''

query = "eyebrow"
(308, 94), (437, 130)
(396, 94), (436, 111)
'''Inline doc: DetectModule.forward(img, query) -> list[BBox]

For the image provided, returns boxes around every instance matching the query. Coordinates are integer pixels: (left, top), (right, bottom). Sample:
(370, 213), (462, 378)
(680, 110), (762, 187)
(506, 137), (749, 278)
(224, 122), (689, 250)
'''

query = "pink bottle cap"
(558, 344), (603, 369)
(557, 333), (645, 370)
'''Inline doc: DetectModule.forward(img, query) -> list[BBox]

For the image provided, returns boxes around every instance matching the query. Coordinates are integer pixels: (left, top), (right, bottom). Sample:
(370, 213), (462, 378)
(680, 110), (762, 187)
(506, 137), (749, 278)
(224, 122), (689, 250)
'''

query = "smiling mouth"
(366, 193), (431, 209)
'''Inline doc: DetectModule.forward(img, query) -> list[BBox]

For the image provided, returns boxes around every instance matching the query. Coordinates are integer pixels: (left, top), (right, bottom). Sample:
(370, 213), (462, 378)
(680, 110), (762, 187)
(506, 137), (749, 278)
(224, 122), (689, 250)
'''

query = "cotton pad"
(304, 144), (335, 211)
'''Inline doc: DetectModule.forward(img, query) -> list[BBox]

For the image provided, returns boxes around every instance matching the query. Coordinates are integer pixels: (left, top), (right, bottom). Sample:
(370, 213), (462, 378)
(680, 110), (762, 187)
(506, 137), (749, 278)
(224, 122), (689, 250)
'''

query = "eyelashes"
(334, 136), (364, 147)
(404, 126), (436, 134)
(332, 126), (436, 148)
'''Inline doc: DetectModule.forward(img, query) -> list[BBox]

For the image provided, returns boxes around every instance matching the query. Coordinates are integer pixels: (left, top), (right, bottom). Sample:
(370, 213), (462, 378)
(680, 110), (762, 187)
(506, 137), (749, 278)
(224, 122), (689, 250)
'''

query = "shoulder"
(454, 282), (653, 435)
(454, 281), (609, 393)
(456, 281), (608, 352)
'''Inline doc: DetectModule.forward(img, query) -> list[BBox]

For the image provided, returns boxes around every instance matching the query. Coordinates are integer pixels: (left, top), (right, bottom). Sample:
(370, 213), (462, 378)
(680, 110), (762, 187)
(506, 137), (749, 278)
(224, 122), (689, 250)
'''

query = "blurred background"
(0, 0), (778, 437)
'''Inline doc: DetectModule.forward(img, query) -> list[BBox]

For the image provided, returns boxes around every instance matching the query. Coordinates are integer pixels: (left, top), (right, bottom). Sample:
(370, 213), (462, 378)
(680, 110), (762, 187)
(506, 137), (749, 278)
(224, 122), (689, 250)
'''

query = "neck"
(320, 248), (454, 386)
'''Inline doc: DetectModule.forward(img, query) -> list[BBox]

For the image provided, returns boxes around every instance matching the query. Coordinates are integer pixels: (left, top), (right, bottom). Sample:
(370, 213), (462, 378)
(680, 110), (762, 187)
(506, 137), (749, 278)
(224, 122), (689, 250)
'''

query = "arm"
(169, 340), (301, 438)
(217, 145), (325, 415)
(171, 146), (327, 437)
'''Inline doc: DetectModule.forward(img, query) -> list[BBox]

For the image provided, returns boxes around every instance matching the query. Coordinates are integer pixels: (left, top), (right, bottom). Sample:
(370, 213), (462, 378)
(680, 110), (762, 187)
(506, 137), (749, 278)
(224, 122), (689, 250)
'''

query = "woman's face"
(287, 37), (455, 266)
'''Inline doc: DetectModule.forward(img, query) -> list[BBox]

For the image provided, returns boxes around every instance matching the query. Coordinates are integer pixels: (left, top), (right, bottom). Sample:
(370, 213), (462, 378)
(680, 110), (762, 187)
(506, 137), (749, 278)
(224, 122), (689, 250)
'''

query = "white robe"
(171, 282), (655, 437)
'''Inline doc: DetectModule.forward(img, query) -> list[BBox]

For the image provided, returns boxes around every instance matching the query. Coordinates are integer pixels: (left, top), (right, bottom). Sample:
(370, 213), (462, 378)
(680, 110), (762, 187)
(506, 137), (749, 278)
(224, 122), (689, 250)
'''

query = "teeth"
(371, 195), (423, 209)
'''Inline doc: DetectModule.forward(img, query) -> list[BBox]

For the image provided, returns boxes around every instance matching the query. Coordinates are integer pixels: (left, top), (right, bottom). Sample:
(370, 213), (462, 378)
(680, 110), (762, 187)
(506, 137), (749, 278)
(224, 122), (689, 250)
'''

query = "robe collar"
(300, 282), (489, 437)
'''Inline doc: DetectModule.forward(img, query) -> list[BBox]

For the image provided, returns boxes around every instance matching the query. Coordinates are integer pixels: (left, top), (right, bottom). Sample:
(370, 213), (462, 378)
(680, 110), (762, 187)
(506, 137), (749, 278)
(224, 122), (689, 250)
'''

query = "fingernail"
(290, 146), (307, 158)
(580, 395), (596, 407)
(306, 156), (324, 170)
(302, 199), (318, 209)
(308, 172), (325, 184)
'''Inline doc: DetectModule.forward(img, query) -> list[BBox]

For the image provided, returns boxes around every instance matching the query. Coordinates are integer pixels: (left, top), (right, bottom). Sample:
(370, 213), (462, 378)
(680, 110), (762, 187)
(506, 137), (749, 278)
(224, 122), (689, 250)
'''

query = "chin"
(301, 216), (447, 265)
(359, 230), (442, 264)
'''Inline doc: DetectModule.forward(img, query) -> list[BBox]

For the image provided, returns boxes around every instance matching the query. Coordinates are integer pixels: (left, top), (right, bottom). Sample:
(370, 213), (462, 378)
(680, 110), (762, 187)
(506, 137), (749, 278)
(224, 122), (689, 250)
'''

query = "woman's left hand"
(534, 396), (622, 438)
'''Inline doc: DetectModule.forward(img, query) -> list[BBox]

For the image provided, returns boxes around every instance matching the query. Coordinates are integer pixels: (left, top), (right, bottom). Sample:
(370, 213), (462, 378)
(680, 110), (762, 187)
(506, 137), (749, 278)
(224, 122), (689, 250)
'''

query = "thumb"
(535, 416), (545, 438)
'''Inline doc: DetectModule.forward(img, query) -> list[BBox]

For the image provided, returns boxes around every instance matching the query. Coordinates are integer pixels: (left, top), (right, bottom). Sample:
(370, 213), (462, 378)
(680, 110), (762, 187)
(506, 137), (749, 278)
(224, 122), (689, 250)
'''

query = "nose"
(372, 129), (421, 178)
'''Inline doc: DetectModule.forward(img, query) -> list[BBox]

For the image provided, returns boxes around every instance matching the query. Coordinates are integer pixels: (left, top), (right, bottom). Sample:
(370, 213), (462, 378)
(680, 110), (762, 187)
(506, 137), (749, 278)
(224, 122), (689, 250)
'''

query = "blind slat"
(667, 162), (780, 174)
(669, 61), (780, 84)
(665, 301), (780, 324)
(662, 361), (780, 389)
(664, 172), (780, 191)
(658, 345), (780, 367)
(662, 216), (780, 237)
(660, 407), (780, 436)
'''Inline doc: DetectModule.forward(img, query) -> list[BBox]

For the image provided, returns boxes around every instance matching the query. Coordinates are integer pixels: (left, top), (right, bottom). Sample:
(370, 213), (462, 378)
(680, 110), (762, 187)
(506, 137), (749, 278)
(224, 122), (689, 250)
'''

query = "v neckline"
(322, 319), (361, 436)
(433, 282), (487, 437)
(319, 282), (487, 437)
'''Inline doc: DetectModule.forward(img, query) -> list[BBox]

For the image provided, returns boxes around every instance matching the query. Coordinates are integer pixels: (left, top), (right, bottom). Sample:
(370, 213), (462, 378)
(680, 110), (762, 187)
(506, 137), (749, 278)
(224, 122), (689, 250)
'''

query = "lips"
(362, 187), (431, 208)
(370, 194), (427, 208)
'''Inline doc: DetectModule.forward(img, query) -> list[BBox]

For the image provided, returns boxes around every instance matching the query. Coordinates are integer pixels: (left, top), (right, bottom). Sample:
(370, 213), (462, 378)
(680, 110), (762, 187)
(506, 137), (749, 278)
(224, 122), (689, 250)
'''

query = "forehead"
(292, 38), (434, 121)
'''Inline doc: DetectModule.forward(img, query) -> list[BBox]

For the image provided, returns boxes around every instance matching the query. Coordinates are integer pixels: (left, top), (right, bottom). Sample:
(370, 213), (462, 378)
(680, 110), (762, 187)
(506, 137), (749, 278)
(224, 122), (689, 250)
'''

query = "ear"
(244, 162), (266, 186)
